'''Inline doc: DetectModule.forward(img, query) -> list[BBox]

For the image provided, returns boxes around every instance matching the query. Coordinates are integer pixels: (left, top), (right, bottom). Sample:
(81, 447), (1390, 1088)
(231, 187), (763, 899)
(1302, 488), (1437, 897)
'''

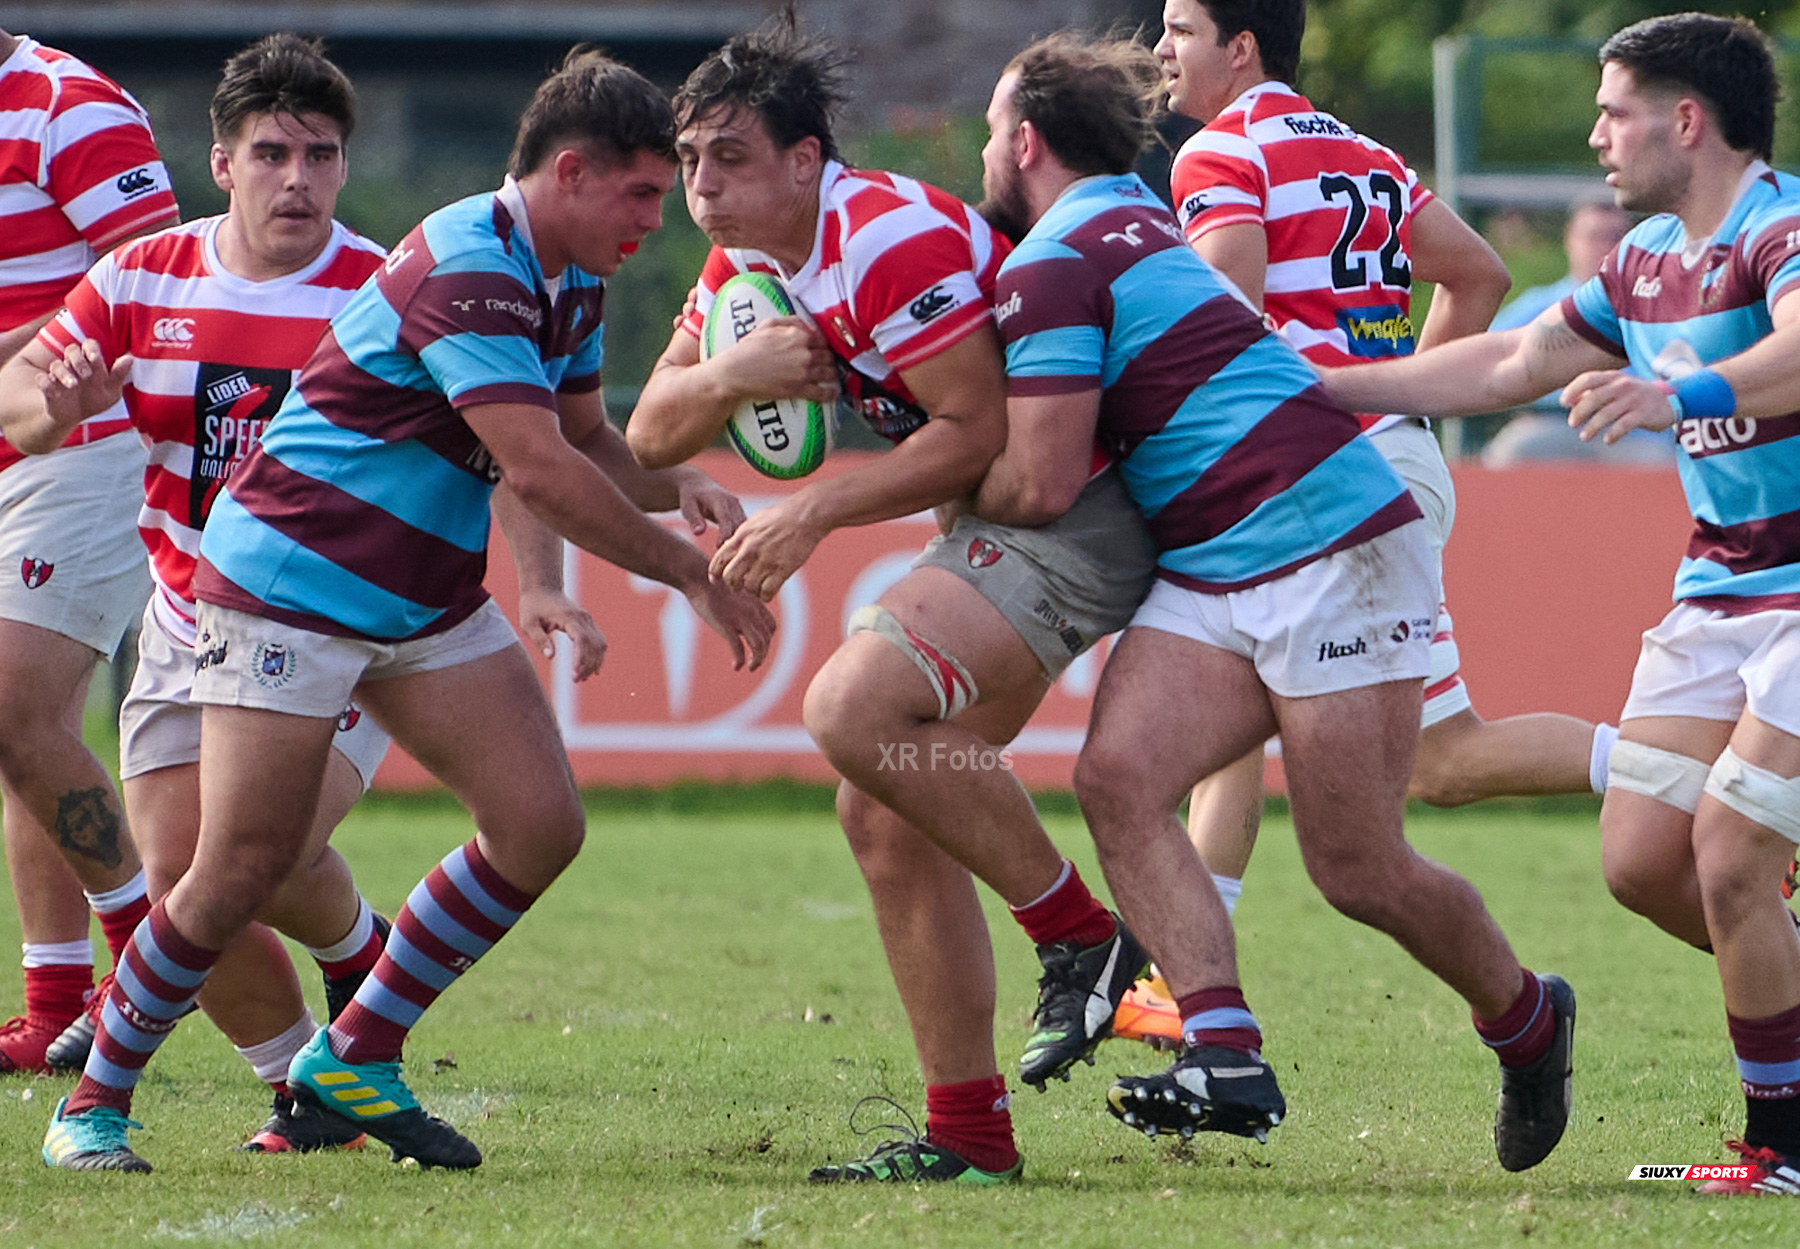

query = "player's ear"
(786, 134), (822, 185)
(1671, 96), (1708, 150)
(210, 143), (234, 194)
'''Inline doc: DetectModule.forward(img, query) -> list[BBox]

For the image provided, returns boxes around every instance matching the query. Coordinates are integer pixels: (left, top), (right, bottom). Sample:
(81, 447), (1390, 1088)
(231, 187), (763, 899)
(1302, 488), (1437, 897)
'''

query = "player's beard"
(977, 161), (1031, 245)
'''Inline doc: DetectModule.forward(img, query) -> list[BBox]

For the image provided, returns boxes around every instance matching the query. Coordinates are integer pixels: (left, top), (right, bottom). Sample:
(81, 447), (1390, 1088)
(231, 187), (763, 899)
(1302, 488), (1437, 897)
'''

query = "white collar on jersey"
(496, 174), (560, 300)
(1679, 159), (1772, 268)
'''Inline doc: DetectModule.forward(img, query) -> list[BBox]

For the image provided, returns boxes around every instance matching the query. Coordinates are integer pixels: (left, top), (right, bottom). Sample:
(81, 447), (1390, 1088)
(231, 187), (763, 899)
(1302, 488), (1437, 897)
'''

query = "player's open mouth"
(620, 240), (640, 257)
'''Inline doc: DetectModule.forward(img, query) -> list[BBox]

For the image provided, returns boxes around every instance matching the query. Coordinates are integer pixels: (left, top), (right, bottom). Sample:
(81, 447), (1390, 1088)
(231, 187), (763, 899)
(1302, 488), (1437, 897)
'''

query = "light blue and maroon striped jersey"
(194, 181), (604, 640)
(996, 174), (1419, 592)
(1562, 162), (1800, 613)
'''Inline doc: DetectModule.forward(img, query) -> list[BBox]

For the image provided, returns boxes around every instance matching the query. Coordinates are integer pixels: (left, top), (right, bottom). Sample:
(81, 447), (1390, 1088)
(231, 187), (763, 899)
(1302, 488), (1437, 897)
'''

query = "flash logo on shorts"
(1316, 638), (1368, 662)
(19, 557), (52, 589)
(251, 641), (298, 689)
(967, 538), (1003, 569)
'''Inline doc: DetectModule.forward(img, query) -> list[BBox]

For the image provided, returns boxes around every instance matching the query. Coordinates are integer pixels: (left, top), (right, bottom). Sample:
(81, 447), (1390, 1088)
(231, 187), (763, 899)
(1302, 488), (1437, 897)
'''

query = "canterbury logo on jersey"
(115, 166), (159, 197)
(1336, 305), (1415, 358)
(909, 285), (956, 324)
(153, 317), (195, 345)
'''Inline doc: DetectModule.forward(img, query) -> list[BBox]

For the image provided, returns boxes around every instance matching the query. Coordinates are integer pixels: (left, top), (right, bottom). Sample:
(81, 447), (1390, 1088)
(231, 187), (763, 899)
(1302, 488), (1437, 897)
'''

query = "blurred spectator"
(1482, 201), (1673, 466)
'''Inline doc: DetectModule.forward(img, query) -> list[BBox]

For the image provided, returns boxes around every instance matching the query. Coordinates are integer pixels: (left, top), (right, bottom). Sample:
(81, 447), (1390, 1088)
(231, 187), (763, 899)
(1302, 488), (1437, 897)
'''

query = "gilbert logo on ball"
(701, 271), (833, 479)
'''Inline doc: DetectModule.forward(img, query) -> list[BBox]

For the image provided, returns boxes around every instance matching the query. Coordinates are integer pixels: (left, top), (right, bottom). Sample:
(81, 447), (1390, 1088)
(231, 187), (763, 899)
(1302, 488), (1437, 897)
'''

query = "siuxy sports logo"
(19, 557), (52, 589)
(1628, 1163), (1753, 1181)
(909, 285), (956, 324)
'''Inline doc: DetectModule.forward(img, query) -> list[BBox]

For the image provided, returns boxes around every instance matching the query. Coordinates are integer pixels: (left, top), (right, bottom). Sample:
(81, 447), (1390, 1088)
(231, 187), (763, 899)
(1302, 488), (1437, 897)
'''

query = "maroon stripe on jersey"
(1557, 294), (1624, 354)
(395, 270), (544, 356)
(296, 329), (491, 455)
(1603, 242), (1775, 324)
(1686, 510), (1800, 577)
(1674, 413), (1800, 460)
(1008, 373), (1099, 397)
(997, 255), (1109, 341)
(192, 559), (487, 641)
(423, 868), (511, 943)
(546, 283), (603, 360)
(1096, 294), (1268, 456)
(451, 381), (555, 410)
(1142, 388), (1364, 550)
(223, 452), (488, 609)
(1061, 205), (1188, 289)
(1686, 590), (1800, 614)
(1156, 493), (1422, 594)
(558, 370), (600, 395)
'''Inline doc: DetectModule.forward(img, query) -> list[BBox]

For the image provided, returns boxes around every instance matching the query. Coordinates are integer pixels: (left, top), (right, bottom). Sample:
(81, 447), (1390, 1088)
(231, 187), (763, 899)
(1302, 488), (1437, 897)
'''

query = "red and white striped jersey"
(680, 161), (1008, 443)
(1170, 83), (1431, 432)
(38, 216), (385, 643)
(0, 36), (178, 470)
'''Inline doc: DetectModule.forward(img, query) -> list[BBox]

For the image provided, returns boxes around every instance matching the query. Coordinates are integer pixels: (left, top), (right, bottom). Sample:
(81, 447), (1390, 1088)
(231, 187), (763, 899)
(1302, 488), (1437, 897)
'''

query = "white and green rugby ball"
(701, 271), (833, 480)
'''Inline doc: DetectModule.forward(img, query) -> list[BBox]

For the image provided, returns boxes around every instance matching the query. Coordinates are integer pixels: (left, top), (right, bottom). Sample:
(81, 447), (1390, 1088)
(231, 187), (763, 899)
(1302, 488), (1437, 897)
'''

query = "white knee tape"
(848, 604), (978, 721)
(1606, 739), (1711, 814)
(1704, 747), (1800, 844)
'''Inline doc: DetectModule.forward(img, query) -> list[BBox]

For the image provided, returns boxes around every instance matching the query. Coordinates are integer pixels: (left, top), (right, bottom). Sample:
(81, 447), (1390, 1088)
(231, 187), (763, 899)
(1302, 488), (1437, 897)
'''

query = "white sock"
(1590, 723), (1620, 794)
(303, 895), (374, 965)
(83, 868), (148, 915)
(1213, 873), (1243, 918)
(1010, 860), (1073, 914)
(21, 939), (94, 968)
(234, 1010), (318, 1087)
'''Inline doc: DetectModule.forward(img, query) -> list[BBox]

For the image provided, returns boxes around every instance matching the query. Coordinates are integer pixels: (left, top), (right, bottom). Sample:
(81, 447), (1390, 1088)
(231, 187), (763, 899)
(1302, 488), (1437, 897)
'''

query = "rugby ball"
(700, 271), (833, 480)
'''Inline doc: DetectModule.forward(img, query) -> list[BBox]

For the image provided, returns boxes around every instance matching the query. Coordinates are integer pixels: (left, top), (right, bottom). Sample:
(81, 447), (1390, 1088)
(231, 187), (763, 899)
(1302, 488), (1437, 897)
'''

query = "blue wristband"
(1672, 368), (1735, 419)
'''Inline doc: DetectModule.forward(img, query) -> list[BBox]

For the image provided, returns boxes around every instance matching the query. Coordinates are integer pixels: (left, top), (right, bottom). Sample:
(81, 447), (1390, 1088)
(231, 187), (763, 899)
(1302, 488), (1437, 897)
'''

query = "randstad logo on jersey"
(1336, 305), (1415, 359)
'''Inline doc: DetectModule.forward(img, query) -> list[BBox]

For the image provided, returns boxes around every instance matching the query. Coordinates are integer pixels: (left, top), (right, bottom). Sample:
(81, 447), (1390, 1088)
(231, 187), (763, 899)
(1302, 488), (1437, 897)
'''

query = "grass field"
(0, 787), (1783, 1246)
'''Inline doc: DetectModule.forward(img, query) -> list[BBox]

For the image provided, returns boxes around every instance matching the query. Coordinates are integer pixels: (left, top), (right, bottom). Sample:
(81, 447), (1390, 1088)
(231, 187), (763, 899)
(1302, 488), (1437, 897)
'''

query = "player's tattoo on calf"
(55, 786), (124, 869)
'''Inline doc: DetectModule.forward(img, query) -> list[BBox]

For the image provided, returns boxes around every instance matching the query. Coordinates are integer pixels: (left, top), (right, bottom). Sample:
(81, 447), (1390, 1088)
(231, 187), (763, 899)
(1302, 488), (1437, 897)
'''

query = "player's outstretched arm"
(708, 326), (1008, 602)
(1409, 199), (1511, 351)
(561, 389), (746, 542)
(976, 388), (1103, 528)
(628, 318), (839, 469)
(1322, 303), (1623, 418)
(492, 482), (607, 682)
(0, 335), (131, 454)
(1566, 287), (1800, 442)
(468, 399), (774, 669)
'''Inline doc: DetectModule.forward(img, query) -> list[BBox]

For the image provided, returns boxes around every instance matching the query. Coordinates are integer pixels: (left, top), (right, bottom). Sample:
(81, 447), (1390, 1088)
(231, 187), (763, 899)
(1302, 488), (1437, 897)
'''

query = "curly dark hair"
(1599, 12), (1778, 161)
(673, 8), (848, 161)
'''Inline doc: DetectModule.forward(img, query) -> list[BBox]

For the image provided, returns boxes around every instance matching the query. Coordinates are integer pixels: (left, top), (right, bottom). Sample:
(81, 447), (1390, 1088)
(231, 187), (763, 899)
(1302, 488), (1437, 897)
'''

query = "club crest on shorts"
(966, 538), (1003, 569)
(251, 641), (299, 689)
(19, 557), (52, 589)
(1391, 619), (1411, 643)
(338, 706), (361, 732)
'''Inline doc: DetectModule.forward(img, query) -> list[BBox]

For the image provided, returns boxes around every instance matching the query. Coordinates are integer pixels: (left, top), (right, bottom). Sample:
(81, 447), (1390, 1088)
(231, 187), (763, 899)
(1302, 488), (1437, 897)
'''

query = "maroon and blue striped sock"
(329, 840), (538, 1065)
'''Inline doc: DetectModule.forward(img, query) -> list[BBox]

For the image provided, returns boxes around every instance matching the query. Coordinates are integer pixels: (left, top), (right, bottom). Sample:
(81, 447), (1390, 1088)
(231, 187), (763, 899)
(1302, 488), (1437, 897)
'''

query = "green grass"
(0, 792), (1781, 1246)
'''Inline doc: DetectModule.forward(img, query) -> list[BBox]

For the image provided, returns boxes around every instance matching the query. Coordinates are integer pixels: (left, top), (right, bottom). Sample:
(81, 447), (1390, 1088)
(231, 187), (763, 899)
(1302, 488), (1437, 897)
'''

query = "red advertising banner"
(374, 451), (1692, 792)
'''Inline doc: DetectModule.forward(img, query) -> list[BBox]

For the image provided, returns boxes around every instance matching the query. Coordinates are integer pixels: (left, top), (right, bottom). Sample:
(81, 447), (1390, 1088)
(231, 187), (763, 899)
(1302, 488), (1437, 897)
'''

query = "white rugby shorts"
(121, 599), (391, 786)
(0, 435), (150, 655)
(1130, 520), (1437, 700)
(1621, 601), (1800, 738)
(1369, 419), (1471, 728)
(190, 597), (521, 719)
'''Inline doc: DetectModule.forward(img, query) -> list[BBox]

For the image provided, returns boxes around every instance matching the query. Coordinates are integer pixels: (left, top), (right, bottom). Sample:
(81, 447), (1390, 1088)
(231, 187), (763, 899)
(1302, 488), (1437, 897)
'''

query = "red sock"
(1010, 862), (1115, 948)
(925, 1074), (1018, 1174)
(1177, 985), (1263, 1053)
(23, 964), (91, 1026)
(1474, 969), (1554, 1068)
(96, 893), (151, 967)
